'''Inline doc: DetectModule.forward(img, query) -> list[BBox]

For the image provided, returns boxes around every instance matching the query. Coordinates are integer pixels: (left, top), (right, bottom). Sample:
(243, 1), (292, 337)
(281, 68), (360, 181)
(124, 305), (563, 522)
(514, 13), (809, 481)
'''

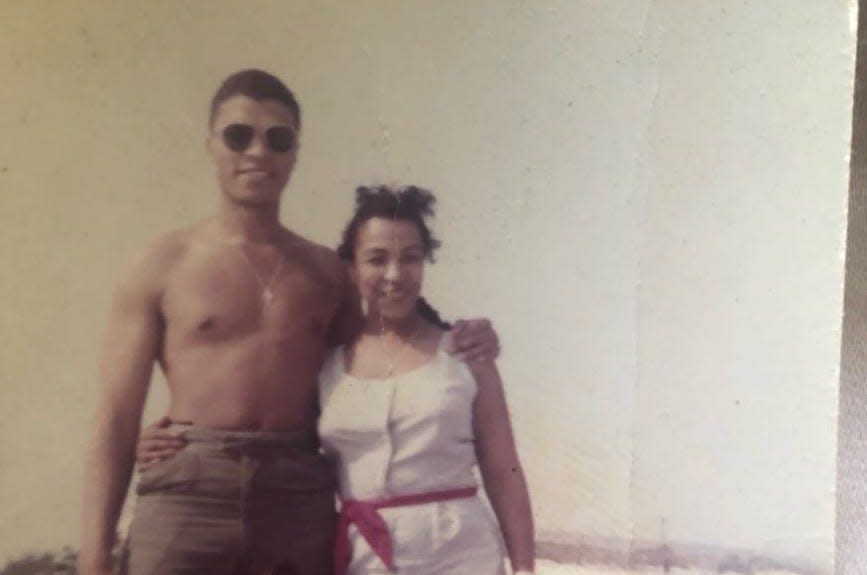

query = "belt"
(333, 486), (478, 575)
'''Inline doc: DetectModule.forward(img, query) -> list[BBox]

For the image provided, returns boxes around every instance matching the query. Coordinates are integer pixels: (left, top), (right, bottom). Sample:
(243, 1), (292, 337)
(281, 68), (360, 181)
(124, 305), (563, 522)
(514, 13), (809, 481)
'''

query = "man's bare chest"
(162, 253), (341, 343)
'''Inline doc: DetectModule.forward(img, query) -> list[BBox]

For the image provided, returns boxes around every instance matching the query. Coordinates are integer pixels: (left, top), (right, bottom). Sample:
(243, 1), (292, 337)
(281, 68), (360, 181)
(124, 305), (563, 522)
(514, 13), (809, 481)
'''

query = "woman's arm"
(471, 360), (535, 573)
(136, 416), (187, 471)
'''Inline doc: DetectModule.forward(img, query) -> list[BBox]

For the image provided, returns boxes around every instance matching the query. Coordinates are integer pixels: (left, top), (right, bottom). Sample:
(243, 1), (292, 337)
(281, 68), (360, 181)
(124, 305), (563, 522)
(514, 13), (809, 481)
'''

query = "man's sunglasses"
(221, 124), (297, 154)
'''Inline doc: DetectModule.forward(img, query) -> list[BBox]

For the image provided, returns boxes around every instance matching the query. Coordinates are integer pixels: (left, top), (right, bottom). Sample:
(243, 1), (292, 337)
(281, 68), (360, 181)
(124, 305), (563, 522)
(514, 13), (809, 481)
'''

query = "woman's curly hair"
(337, 185), (441, 262)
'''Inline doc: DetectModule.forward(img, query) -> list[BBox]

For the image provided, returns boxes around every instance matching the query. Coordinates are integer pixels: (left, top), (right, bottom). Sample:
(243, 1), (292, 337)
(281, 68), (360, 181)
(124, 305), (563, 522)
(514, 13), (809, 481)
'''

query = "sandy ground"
(534, 560), (801, 575)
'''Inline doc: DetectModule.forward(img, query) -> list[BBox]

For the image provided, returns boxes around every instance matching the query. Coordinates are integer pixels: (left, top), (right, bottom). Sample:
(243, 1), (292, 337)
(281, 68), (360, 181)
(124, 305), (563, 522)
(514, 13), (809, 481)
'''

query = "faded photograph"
(0, 2), (856, 575)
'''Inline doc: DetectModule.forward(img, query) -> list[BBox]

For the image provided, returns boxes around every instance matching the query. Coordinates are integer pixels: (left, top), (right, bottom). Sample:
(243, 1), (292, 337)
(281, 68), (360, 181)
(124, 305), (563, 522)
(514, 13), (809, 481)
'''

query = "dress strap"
(436, 330), (452, 353)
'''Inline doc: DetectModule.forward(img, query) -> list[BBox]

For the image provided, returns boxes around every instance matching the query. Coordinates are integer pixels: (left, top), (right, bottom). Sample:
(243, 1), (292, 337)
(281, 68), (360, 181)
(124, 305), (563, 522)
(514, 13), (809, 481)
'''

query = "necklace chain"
(232, 241), (286, 304)
(376, 189), (424, 377)
(378, 317), (422, 377)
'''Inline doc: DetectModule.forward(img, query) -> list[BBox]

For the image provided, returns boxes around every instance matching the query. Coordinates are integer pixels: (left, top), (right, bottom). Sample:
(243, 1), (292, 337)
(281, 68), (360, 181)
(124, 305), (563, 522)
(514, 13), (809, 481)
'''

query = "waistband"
(167, 422), (320, 452)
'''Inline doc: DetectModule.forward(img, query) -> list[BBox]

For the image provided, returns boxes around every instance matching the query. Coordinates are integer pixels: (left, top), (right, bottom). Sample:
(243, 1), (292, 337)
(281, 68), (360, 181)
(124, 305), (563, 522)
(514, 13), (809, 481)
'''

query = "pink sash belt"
(333, 486), (478, 575)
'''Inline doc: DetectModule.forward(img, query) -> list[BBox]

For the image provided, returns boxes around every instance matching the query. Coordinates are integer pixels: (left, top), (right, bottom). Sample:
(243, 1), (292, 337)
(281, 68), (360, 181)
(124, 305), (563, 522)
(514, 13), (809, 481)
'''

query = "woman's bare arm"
(136, 416), (187, 471)
(471, 360), (535, 573)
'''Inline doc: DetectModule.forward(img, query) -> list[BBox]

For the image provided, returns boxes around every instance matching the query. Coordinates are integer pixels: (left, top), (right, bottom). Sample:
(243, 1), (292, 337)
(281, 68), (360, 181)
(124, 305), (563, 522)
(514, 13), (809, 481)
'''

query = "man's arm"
(327, 263), (364, 347)
(79, 249), (166, 575)
(450, 318), (501, 363)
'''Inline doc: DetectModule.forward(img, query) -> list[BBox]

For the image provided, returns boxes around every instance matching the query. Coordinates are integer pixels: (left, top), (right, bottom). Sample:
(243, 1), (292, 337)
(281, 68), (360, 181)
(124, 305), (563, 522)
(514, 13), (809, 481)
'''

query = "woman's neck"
(364, 310), (425, 340)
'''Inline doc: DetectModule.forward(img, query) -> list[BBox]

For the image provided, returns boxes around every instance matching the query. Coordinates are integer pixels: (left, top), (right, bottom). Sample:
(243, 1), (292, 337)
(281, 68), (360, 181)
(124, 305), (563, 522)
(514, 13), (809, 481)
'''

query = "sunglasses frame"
(221, 123), (298, 154)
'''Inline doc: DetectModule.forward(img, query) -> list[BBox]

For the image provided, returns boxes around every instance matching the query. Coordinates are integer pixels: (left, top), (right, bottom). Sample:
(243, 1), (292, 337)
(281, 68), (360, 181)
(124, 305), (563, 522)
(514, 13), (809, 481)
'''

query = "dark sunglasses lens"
(267, 127), (295, 153)
(223, 124), (254, 151)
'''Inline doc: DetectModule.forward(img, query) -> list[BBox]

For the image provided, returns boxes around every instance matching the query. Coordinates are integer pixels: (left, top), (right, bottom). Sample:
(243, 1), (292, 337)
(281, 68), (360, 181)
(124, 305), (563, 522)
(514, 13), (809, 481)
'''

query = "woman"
(139, 185), (535, 574)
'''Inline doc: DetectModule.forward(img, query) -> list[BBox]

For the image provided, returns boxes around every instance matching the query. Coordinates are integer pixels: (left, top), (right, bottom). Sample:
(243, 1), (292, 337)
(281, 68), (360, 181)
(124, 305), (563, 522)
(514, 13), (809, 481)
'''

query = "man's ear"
(205, 132), (217, 160)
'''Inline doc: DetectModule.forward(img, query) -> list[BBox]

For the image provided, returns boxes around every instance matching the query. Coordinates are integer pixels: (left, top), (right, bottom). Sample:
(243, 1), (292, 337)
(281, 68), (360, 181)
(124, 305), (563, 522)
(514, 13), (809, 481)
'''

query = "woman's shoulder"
(434, 328), (454, 355)
(434, 328), (480, 388)
(318, 346), (346, 392)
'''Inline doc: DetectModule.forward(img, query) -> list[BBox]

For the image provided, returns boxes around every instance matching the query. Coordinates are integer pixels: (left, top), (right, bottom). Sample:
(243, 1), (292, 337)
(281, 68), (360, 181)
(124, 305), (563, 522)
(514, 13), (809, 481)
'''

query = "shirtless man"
(78, 69), (497, 575)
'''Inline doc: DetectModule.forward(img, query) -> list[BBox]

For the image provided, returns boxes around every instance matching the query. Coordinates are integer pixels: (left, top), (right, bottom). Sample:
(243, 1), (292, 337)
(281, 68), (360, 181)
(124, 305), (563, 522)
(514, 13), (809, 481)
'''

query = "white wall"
(630, 2), (853, 566)
(0, 2), (854, 571)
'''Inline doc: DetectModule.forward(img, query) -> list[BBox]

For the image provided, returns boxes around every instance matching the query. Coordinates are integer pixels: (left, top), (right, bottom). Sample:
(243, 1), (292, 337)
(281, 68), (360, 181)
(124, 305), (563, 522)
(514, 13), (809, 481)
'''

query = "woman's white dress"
(318, 332), (507, 575)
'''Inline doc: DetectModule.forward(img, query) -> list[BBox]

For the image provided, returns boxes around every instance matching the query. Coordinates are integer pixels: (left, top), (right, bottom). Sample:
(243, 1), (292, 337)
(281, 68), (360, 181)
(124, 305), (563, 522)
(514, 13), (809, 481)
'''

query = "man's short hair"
(209, 69), (301, 129)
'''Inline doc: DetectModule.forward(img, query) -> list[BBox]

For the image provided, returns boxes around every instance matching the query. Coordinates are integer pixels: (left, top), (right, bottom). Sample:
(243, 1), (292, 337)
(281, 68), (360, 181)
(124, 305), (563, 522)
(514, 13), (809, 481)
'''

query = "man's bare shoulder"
(116, 226), (196, 301)
(285, 232), (347, 282)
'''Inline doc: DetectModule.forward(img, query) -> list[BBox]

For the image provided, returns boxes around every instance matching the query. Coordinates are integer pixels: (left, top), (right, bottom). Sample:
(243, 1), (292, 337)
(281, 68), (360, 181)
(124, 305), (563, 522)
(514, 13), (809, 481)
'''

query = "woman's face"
(352, 217), (425, 323)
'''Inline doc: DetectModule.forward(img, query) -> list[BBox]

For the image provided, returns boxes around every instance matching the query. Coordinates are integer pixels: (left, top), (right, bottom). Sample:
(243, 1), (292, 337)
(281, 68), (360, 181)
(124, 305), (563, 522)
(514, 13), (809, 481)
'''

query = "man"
(78, 69), (497, 575)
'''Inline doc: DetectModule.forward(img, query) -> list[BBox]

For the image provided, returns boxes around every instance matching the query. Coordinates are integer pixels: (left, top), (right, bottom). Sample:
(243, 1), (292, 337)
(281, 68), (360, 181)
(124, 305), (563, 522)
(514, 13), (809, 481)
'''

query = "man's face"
(207, 95), (299, 207)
